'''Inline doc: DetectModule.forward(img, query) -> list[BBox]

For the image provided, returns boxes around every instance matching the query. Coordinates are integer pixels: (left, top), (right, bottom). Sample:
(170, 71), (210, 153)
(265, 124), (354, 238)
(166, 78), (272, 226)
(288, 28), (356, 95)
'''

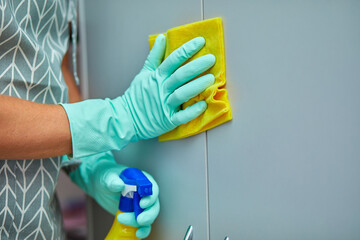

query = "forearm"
(0, 95), (72, 159)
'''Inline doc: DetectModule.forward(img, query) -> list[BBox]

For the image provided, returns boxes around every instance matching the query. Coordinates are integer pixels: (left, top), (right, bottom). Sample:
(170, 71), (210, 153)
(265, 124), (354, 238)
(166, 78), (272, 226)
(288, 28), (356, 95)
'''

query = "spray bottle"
(105, 168), (153, 240)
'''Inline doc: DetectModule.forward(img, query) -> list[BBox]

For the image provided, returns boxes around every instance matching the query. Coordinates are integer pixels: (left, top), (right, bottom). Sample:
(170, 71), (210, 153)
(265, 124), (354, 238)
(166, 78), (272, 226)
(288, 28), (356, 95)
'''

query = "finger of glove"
(165, 54), (215, 93)
(117, 212), (139, 227)
(137, 199), (160, 226)
(142, 34), (166, 72)
(157, 37), (205, 78)
(116, 200), (160, 227)
(103, 170), (125, 193)
(136, 226), (151, 239)
(167, 74), (215, 108)
(140, 172), (159, 209)
(171, 101), (207, 126)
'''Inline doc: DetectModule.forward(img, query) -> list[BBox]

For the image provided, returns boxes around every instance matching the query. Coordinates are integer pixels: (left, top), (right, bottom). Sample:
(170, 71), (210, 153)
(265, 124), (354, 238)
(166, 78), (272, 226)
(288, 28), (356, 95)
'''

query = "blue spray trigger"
(118, 168), (153, 219)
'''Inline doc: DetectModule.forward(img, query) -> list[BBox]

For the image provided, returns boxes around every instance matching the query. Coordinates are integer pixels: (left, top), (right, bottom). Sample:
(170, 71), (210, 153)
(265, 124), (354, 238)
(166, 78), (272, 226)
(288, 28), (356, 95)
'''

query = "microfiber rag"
(149, 17), (232, 141)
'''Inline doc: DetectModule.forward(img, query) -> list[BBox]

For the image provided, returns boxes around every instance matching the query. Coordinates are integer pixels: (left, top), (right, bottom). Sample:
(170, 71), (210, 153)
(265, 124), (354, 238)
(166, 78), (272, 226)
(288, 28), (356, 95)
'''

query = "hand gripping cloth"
(149, 17), (232, 141)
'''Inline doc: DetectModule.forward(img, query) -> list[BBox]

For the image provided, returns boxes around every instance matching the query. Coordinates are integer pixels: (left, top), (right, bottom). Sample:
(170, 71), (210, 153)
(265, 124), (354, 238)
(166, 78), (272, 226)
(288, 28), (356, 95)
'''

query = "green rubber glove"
(61, 34), (215, 158)
(65, 152), (160, 239)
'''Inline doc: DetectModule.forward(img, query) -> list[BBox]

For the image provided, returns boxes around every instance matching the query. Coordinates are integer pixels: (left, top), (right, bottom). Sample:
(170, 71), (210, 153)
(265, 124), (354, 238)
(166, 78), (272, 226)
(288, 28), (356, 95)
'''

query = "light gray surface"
(84, 0), (208, 239)
(205, 0), (360, 239)
(84, 0), (360, 239)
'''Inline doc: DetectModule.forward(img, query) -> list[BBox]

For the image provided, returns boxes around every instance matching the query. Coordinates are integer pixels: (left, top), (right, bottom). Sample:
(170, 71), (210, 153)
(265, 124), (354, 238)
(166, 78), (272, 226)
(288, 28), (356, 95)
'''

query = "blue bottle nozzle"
(119, 168), (153, 219)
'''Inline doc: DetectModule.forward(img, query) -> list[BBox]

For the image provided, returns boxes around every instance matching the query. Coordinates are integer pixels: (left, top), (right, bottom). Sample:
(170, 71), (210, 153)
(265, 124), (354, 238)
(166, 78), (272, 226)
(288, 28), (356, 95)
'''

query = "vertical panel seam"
(205, 132), (210, 240)
(201, 0), (211, 239)
(78, 0), (90, 99)
(201, 0), (204, 20)
(78, 0), (93, 238)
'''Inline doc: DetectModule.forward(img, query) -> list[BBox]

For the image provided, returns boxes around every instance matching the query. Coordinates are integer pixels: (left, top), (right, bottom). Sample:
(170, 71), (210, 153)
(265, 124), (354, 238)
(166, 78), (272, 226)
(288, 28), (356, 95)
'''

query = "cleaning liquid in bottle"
(105, 168), (152, 240)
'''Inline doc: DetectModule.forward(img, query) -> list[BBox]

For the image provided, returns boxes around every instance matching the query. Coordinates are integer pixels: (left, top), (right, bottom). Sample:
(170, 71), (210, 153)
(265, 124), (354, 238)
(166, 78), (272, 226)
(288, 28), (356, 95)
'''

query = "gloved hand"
(65, 152), (160, 239)
(61, 34), (215, 158)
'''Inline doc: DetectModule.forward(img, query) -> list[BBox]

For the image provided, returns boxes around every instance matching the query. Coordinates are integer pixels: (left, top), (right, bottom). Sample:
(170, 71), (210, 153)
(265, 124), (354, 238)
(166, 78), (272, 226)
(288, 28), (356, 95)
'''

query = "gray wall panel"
(84, 0), (207, 239)
(205, 1), (360, 239)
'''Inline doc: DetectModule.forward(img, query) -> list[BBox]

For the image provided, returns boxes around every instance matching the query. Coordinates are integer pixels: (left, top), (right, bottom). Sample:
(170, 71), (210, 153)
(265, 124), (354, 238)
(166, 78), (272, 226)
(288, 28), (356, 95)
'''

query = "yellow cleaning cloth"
(149, 17), (232, 141)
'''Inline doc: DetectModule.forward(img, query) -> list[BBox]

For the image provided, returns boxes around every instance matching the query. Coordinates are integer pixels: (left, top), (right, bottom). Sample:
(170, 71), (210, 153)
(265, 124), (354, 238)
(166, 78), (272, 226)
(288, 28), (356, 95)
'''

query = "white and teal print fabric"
(0, 0), (76, 238)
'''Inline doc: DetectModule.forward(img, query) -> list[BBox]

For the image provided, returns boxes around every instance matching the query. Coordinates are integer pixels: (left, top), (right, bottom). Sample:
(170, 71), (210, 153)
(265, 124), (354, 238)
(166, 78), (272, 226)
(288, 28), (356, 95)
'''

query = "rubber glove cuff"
(60, 97), (138, 159)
